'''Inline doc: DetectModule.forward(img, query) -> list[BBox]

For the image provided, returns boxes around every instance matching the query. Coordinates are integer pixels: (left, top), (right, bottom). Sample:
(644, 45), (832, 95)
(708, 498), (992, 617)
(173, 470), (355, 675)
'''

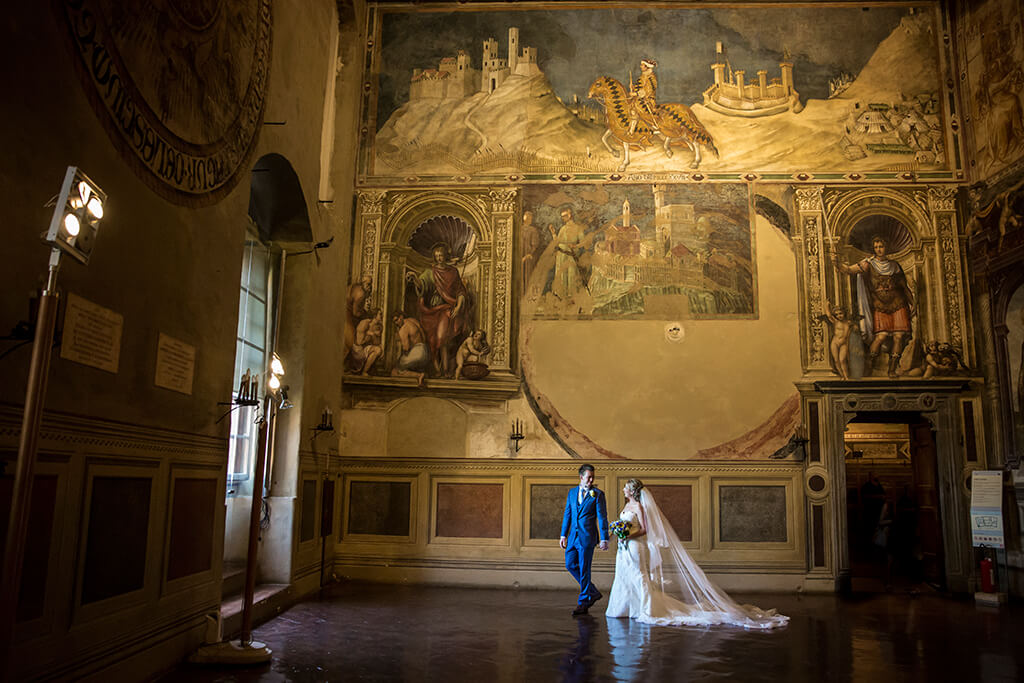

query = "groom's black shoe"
(584, 592), (602, 609)
(572, 603), (589, 617)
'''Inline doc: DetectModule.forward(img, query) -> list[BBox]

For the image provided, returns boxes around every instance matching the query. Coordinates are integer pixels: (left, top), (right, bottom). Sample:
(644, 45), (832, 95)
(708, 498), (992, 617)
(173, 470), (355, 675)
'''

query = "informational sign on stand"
(970, 470), (1004, 549)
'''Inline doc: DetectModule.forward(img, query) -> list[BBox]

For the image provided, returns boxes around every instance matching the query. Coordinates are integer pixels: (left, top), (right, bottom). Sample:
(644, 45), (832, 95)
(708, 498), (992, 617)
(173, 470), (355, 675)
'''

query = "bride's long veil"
(639, 488), (788, 629)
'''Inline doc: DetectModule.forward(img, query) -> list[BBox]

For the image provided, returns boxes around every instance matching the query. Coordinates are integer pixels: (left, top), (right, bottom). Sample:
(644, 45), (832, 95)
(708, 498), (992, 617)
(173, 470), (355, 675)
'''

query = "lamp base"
(188, 640), (273, 665)
(974, 591), (1007, 607)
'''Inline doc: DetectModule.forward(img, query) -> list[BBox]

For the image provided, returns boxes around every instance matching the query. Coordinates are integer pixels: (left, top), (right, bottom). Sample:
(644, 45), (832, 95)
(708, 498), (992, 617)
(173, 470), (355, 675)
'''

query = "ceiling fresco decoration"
(359, 3), (957, 184)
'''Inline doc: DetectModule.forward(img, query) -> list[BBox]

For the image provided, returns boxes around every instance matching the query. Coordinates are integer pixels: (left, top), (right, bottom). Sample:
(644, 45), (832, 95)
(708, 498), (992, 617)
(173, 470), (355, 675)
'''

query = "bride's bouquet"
(610, 520), (632, 540)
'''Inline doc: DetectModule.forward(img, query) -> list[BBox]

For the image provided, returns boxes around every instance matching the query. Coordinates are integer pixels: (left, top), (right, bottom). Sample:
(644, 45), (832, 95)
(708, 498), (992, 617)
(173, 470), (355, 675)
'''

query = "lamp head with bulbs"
(267, 352), (292, 410)
(45, 166), (106, 265)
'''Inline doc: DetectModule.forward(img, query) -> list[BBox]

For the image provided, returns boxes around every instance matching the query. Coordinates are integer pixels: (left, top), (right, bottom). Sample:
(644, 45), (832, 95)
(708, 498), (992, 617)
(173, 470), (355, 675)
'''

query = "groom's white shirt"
(578, 486), (589, 505)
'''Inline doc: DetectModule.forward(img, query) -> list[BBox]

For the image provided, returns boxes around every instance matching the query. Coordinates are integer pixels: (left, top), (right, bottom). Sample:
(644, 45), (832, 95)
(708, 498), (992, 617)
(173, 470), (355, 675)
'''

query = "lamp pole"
(0, 248), (62, 675)
(239, 392), (275, 646)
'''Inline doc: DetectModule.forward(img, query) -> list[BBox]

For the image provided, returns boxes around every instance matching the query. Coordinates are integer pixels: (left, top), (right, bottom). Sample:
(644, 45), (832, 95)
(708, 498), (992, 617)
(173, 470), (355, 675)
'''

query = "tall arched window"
(227, 229), (280, 493)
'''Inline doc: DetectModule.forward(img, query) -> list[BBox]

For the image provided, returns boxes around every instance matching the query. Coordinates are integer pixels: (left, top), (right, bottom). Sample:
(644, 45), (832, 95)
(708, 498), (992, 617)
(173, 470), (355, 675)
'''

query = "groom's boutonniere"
(588, 489), (596, 498)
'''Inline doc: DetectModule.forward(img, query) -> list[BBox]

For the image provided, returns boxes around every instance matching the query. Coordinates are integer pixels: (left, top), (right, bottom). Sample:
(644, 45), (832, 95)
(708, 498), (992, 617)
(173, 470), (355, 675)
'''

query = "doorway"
(844, 412), (945, 592)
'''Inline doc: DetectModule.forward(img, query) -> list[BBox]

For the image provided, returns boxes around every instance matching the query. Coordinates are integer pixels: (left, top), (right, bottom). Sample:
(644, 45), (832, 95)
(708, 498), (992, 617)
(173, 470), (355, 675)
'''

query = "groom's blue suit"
(561, 486), (609, 606)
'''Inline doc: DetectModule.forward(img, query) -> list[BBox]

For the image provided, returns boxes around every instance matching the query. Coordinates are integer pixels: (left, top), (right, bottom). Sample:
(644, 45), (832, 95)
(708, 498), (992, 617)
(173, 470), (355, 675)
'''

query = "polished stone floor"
(165, 582), (1024, 682)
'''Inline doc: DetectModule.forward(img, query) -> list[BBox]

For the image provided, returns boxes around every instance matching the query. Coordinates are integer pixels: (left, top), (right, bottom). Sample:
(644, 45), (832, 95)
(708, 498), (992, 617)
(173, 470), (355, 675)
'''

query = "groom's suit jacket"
(561, 487), (609, 549)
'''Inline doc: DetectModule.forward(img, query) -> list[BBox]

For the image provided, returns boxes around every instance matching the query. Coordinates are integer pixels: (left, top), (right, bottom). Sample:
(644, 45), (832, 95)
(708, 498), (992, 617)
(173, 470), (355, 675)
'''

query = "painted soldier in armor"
(831, 236), (915, 378)
(628, 58), (658, 135)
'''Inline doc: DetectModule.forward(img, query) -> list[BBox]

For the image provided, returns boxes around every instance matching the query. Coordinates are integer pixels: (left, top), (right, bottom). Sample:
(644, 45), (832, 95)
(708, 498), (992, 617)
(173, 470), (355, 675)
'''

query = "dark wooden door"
(910, 422), (945, 586)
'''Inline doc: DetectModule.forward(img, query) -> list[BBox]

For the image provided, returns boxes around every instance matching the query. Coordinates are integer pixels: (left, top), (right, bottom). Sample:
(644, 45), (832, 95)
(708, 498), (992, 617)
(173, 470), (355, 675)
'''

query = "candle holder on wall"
(509, 418), (525, 453)
(312, 406), (334, 434)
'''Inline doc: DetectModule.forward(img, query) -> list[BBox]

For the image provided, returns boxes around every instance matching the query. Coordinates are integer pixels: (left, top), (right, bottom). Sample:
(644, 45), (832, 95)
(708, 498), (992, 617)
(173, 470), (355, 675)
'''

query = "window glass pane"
(241, 292), (268, 345)
(228, 234), (277, 495)
(227, 404), (258, 480)
(236, 286), (250, 340)
(247, 244), (269, 301)
(237, 343), (266, 390)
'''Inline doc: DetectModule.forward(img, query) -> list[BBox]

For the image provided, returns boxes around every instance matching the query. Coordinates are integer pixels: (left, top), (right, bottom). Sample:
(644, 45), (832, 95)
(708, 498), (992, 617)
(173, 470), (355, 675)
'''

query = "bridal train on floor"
(605, 485), (788, 629)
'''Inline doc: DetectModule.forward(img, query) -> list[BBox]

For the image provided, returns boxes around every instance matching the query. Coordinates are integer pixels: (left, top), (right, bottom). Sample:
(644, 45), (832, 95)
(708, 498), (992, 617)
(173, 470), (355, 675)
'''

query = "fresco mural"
(364, 5), (947, 179)
(957, 0), (1024, 182)
(521, 184), (755, 320)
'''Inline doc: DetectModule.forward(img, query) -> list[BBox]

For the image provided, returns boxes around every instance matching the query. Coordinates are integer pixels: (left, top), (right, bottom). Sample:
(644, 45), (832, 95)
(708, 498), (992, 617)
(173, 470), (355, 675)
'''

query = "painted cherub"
(455, 329), (491, 379)
(906, 341), (968, 378)
(818, 302), (863, 380)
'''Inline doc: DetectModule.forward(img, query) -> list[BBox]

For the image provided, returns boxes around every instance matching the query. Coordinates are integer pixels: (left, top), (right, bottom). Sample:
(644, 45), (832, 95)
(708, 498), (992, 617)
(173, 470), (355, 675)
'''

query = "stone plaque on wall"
(719, 485), (787, 543)
(529, 484), (570, 540)
(347, 481), (411, 537)
(646, 484), (693, 542)
(436, 483), (502, 538)
(60, 293), (123, 374)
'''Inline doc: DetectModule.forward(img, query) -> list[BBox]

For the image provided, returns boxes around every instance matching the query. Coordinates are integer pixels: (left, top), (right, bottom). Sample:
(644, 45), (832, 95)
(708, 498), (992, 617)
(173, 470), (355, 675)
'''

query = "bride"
(605, 478), (788, 629)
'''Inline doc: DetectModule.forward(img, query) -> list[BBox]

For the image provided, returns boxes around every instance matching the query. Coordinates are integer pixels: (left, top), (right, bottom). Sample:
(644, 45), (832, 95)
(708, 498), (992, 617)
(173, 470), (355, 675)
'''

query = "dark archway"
(843, 411), (945, 592)
(249, 153), (313, 243)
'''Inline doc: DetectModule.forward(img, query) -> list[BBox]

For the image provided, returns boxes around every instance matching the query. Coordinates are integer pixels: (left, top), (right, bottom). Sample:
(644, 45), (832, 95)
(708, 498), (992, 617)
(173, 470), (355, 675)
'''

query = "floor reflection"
(605, 616), (649, 681)
(163, 583), (1024, 682)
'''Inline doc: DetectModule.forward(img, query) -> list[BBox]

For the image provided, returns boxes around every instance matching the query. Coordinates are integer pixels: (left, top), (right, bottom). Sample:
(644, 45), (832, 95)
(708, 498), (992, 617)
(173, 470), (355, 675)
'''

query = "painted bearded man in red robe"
(408, 242), (469, 377)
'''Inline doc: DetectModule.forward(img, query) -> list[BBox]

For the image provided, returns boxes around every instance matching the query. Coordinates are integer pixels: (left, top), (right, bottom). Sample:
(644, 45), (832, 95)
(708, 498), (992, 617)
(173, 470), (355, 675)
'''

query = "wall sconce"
(314, 407), (334, 433)
(770, 425), (809, 460)
(509, 418), (524, 453)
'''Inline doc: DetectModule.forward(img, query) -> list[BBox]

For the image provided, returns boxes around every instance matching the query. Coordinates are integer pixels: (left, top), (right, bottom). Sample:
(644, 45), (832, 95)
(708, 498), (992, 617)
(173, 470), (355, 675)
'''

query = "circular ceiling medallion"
(55, 0), (273, 206)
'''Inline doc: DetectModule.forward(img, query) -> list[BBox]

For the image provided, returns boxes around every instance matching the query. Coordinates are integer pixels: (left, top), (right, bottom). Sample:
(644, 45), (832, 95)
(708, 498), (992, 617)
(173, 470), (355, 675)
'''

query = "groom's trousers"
(565, 543), (600, 605)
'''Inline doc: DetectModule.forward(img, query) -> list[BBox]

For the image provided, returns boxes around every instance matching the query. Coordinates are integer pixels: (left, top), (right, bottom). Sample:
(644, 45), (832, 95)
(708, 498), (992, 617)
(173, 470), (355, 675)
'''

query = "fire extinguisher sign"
(970, 470), (1004, 549)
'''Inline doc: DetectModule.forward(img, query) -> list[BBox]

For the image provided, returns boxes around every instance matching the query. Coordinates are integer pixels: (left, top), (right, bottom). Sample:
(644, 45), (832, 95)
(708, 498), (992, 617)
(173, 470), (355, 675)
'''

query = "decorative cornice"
(0, 403), (227, 459)
(334, 458), (803, 474)
(812, 379), (975, 394)
(342, 374), (522, 402)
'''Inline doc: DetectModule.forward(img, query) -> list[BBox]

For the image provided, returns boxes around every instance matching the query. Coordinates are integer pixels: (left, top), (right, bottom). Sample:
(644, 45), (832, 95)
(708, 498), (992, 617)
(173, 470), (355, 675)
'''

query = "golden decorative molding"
(0, 403), (226, 460)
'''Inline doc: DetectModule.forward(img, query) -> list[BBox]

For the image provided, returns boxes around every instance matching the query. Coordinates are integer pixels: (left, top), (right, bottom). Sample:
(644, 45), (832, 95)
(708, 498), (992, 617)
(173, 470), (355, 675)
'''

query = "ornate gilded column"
(794, 187), (830, 373)
(487, 188), (517, 372)
(926, 186), (970, 359)
(356, 190), (387, 286)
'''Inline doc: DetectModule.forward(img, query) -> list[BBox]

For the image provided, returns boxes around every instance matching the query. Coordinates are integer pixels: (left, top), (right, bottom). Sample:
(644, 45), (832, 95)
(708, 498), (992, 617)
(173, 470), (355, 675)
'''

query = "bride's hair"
(625, 478), (644, 500)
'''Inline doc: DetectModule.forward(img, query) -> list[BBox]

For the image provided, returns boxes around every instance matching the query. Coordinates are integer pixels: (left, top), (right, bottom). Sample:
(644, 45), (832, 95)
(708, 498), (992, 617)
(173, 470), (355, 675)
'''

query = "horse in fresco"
(587, 76), (719, 172)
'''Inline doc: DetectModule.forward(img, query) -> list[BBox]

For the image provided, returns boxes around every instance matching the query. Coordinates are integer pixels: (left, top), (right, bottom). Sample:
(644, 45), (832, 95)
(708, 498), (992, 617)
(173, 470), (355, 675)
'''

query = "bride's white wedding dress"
(605, 489), (788, 629)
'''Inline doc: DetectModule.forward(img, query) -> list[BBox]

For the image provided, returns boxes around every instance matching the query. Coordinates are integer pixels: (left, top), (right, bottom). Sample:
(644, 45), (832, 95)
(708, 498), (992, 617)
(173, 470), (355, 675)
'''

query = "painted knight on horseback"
(588, 65), (719, 171)
(628, 59), (659, 135)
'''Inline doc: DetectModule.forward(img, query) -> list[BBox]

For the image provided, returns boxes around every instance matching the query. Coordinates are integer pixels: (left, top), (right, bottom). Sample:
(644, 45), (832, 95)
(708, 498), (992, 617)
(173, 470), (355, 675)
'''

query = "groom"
(560, 464), (609, 616)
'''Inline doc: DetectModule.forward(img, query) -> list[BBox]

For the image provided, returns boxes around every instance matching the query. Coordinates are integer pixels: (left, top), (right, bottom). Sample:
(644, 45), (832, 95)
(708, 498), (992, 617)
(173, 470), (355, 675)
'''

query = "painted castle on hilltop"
(410, 27), (542, 100)
(702, 42), (803, 117)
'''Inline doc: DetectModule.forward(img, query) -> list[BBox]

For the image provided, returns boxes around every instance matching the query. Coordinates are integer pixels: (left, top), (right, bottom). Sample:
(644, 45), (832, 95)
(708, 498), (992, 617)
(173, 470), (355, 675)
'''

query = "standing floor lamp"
(0, 167), (106, 676)
(190, 353), (288, 665)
